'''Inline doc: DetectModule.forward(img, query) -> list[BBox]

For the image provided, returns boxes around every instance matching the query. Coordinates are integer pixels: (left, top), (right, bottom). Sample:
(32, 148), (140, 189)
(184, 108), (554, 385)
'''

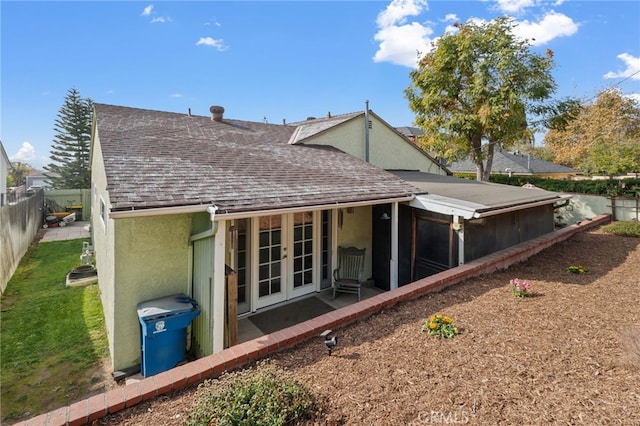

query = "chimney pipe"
(210, 105), (224, 122)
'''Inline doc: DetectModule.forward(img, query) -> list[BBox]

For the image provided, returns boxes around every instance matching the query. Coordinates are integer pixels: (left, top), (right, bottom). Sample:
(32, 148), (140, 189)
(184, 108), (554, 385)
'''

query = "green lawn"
(1, 238), (110, 422)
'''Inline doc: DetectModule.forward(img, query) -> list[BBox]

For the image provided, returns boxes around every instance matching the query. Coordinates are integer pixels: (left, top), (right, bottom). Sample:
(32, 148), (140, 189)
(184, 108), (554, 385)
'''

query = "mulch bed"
(100, 227), (640, 425)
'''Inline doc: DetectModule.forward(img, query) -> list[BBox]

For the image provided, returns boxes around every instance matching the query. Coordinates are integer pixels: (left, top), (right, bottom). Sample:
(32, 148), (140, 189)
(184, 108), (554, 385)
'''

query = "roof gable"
(288, 112), (361, 145)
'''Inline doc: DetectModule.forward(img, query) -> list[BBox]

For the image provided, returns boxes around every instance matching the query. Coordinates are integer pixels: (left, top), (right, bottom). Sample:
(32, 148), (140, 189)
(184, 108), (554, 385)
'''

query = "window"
(99, 197), (106, 229)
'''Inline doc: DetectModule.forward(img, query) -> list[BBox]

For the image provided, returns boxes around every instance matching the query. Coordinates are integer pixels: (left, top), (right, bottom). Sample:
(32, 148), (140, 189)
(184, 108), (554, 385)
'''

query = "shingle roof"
(93, 104), (419, 213)
(396, 126), (424, 138)
(448, 150), (579, 175)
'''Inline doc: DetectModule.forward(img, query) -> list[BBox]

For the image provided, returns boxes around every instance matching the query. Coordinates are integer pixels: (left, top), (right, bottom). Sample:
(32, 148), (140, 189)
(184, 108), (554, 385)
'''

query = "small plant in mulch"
(510, 278), (532, 298)
(422, 314), (459, 339)
(567, 265), (588, 274)
(602, 220), (640, 238)
(185, 361), (319, 426)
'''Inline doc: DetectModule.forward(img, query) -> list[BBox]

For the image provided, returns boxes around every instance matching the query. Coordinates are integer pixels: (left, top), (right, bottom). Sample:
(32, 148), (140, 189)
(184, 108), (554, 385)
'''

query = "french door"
(252, 211), (316, 310)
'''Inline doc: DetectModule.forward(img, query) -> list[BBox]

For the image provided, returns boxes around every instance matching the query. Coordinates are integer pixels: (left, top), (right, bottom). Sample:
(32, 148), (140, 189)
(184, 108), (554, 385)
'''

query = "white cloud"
(376, 0), (427, 27)
(496, 0), (535, 15)
(373, 1), (579, 68)
(373, 0), (433, 68)
(625, 93), (640, 104)
(10, 142), (36, 163)
(511, 10), (579, 45)
(443, 13), (457, 22)
(151, 16), (173, 24)
(196, 37), (229, 51)
(171, 93), (184, 98)
(141, 4), (153, 17)
(603, 53), (640, 80)
(374, 23), (434, 67)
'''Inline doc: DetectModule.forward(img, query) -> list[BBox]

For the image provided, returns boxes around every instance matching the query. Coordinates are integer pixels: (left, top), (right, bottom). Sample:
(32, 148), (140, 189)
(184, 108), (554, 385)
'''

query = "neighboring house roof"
(448, 150), (580, 175)
(0, 141), (10, 167)
(396, 126), (423, 138)
(93, 104), (420, 214)
(390, 170), (570, 219)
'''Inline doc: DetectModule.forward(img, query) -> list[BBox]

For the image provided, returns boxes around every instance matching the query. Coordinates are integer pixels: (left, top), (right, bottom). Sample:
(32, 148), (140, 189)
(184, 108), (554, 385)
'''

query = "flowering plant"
(567, 265), (587, 274)
(510, 278), (531, 298)
(422, 314), (459, 339)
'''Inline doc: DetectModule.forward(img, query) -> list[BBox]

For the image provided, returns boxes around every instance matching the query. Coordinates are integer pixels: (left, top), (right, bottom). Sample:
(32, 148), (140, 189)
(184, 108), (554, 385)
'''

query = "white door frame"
(250, 211), (318, 311)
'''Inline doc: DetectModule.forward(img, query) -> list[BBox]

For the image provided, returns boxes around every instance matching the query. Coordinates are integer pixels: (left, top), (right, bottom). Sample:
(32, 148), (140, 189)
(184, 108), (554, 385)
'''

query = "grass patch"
(602, 220), (640, 237)
(1, 238), (110, 422)
(186, 361), (319, 426)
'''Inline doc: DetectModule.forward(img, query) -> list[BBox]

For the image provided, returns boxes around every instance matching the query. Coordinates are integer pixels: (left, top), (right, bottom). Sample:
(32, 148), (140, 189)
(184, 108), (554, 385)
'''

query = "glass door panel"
(234, 219), (250, 315)
(254, 215), (286, 309)
(290, 211), (315, 298)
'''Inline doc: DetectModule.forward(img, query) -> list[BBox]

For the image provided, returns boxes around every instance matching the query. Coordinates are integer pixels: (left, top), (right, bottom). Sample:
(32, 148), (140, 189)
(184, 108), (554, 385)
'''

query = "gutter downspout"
(189, 205), (219, 242)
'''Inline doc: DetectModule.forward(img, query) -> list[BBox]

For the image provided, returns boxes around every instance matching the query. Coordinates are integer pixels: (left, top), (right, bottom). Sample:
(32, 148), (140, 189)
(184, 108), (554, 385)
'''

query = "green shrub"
(602, 221), (640, 237)
(185, 361), (318, 426)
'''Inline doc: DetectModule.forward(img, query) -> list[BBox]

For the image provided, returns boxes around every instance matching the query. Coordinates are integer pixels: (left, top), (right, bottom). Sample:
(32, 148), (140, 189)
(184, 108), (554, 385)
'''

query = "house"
(91, 103), (570, 372)
(0, 142), (10, 206)
(449, 149), (581, 179)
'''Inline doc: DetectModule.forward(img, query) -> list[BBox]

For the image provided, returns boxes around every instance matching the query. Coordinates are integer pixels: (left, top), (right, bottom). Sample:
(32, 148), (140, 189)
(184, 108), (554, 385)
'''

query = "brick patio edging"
(19, 214), (611, 426)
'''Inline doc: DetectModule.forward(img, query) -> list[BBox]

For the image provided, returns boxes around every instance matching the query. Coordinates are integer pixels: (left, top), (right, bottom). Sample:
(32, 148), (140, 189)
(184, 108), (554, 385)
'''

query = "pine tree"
(45, 87), (93, 189)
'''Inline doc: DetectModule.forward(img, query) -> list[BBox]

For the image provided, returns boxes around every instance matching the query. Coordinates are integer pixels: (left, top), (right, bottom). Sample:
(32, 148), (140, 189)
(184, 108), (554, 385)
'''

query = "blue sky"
(2, 0), (639, 169)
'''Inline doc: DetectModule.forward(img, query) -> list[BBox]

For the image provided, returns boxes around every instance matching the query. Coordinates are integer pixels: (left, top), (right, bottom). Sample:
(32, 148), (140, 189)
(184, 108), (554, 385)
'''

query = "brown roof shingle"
(93, 104), (419, 213)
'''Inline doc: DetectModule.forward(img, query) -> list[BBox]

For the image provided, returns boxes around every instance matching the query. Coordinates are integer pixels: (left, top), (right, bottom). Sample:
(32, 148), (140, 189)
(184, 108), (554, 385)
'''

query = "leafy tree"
(44, 88), (93, 189)
(405, 17), (573, 181)
(544, 89), (640, 176)
(7, 162), (35, 187)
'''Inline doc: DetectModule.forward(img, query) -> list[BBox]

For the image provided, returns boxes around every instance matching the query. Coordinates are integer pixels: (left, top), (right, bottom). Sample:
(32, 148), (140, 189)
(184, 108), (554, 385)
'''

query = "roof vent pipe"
(365, 100), (370, 163)
(210, 106), (225, 122)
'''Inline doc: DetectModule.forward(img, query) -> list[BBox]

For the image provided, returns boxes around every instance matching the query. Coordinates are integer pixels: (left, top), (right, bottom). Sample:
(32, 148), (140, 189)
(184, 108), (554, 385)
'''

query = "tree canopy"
(44, 87), (93, 189)
(405, 17), (570, 181)
(544, 89), (640, 176)
(6, 162), (35, 187)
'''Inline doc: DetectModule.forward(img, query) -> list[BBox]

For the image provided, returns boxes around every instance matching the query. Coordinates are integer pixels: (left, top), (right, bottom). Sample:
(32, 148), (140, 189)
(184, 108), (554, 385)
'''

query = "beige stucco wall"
(92, 130), (194, 370)
(335, 205), (373, 280)
(111, 214), (192, 369)
(305, 115), (447, 175)
(90, 130), (118, 368)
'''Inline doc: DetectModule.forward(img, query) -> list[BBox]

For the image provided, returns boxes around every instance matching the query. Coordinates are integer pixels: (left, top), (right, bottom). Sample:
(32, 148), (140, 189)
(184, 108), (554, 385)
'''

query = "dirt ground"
(100, 227), (640, 425)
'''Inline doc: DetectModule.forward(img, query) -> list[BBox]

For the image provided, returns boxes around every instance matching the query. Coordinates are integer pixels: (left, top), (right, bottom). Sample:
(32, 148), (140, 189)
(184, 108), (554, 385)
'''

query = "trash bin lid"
(137, 294), (195, 320)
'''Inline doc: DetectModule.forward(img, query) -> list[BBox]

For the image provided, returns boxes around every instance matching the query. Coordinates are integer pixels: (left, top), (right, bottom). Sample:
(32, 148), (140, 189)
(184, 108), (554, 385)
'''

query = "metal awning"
(391, 170), (571, 219)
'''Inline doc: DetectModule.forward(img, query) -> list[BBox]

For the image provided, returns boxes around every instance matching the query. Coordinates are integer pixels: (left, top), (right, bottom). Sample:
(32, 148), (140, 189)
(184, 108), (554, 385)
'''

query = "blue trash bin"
(136, 294), (201, 377)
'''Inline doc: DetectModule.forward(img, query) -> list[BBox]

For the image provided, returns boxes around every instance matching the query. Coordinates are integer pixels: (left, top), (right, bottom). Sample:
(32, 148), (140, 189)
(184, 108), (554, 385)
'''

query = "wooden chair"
(333, 246), (366, 301)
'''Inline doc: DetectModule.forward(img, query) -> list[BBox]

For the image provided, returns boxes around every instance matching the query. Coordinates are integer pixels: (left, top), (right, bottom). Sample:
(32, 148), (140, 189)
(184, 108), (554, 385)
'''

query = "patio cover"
(390, 170), (571, 219)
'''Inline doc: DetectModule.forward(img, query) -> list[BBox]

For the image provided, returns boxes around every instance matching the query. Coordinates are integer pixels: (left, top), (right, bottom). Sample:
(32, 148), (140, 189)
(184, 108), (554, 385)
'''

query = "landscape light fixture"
(320, 329), (338, 355)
